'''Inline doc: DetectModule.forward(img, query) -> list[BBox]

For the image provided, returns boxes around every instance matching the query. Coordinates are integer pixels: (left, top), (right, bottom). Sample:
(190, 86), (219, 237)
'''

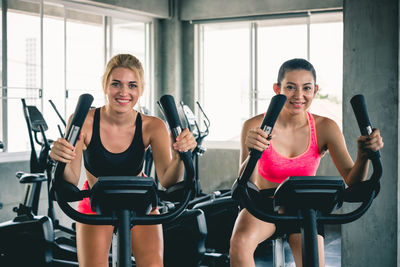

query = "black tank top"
(83, 108), (145, 177)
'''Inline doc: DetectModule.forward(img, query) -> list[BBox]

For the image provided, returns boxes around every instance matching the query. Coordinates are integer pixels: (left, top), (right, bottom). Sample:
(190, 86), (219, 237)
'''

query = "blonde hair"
(102, 54), (145, 96)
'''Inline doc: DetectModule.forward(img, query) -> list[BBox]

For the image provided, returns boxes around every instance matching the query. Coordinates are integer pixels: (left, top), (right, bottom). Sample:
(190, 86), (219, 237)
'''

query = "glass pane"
(5, 2), (150, 153)
(309, 13), (343, 128)
(43, 12), (65, 141)
(112, 19), (145, 59)
(111, 19), (148, 113)
(202, 22), (250, 141)
(66, 12), (104, 116)
(257, 18), (308, 114)
(8, 9), (41, 152)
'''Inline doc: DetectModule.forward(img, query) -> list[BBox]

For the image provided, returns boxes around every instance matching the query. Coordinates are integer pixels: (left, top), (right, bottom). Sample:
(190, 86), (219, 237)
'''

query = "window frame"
(0, 0), (154, 159)
(195, 11), (343, 149)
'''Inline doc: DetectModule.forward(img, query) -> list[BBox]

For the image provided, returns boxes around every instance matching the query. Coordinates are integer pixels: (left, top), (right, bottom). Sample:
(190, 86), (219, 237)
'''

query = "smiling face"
(105, 67), (141, 112)
(102, 54), (145, 112)
(273, 69), (318, 114)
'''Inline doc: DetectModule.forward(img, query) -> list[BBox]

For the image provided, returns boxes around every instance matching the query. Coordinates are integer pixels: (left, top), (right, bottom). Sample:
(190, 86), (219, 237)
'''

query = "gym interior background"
(0, 0), (397, 266)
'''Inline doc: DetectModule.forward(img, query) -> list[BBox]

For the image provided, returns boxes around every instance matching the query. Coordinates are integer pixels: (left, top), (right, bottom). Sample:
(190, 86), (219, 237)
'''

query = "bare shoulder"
(243, 113), (264, 130)
(141, 114), (169, 146)
(65, 107), (95, 131)
(312, 113), (343, 147)
(141, 113), (168, 132)
(312, 114), (341, 133)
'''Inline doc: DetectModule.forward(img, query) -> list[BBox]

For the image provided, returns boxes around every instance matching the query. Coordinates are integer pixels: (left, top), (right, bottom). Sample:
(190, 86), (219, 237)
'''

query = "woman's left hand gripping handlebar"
(357, 128), (384, 156)
(172, 128), (197, 153)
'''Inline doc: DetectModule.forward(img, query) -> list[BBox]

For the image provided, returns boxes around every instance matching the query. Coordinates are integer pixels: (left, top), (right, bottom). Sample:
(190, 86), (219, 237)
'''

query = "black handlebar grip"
(350, 94), (380, 159)
(237, 94), (287, 188)
(159, 95), (182, 140)
(65, 94), (94, 146)
(159, 94), (196, 190)
(54, 94), (93, 183)
(350, 94), (373, 136)
(260, 94), (287, 135)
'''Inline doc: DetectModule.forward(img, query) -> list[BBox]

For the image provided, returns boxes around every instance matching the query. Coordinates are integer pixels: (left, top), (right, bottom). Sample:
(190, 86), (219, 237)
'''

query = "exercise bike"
(52, 94), (196, 267)
(232, 94), (383, 267)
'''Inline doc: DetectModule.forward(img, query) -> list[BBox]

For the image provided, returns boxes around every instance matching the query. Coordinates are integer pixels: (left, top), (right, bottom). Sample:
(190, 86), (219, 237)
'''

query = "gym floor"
(254, 225), (341, 267)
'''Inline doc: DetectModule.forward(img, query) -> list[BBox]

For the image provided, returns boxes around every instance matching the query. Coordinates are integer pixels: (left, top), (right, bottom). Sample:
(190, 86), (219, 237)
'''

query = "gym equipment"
(0, 174), (79, 266)
(20, 99), (75, 237)
(22, 99), (77, 260)
(192, 94), (285, 264)
(232, 94), (383, 267)
(180, 100), (210, 197)
(52, 94), (196, 267)
(152, 100), (208, 267)
(49, 99), (66, 137)
(180, 101), (238, 264)
(156, 100), (235, 266)
(0, 100), (79, 267)
(163, 208), (208, 266)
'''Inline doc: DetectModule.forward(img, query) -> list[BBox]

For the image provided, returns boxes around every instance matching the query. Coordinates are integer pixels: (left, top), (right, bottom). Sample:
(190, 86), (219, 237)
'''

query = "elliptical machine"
(232, 94), (383, 267)
(158, 100), (234, 266)
(52, 94), (196, 267)
(178, 101), (238, 265)
(0, 101), (79, 267)
(20, 99), (76, 237)
(144, 99), (232, 266)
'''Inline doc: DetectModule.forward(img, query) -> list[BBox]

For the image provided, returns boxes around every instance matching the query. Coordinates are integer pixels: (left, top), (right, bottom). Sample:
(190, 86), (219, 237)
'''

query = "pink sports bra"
(257, 112), (321, 184)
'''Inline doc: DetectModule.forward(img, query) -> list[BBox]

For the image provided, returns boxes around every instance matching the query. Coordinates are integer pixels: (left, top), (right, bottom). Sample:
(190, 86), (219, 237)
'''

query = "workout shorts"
(77, 180), (96, 214)
(243, 188), (325, 239)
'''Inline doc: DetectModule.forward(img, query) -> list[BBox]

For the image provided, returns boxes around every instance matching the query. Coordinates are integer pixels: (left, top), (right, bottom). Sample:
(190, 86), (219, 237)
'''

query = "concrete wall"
(153, 0), (195, 112)
(180, 0), (342, 21)
(0, 161), (31, 222)
(84, 0), (171, 18)
(342, 0), (398, 266)
(197, 148), (240, 193)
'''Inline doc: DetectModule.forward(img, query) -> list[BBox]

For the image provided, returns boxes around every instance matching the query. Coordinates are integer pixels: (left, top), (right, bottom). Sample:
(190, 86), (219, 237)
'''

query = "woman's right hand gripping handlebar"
(50, 135), (83, 186)
(245, 126), (272, 152)
(50, 137), (77, 164)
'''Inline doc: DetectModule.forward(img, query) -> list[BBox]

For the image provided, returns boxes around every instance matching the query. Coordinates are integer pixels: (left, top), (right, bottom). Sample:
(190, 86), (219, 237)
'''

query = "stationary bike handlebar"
(232, 94), (383, 225)
(53, 94), (195, 225)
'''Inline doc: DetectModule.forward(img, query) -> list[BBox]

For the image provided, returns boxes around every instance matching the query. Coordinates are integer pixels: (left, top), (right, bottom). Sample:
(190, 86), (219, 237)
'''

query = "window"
(1, 0), (150, 153)
(309, 13), (343, 125)
(257, 17), (308, 115)
(197, 12), (343, 145)
(7, 6), (41, 152)
(65, 11), (104, 116)
(42, 5), (66, 140)
(200, 22), (250, 142)
(111, 19), (152, 113)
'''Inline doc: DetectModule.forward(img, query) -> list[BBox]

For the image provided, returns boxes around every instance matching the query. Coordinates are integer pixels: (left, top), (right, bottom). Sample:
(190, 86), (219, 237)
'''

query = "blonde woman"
(50, 54), (196, 267)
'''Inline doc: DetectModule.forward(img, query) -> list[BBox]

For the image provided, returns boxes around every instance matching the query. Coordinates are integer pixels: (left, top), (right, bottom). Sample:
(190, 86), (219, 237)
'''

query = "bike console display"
(273, 176), (345, 214)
